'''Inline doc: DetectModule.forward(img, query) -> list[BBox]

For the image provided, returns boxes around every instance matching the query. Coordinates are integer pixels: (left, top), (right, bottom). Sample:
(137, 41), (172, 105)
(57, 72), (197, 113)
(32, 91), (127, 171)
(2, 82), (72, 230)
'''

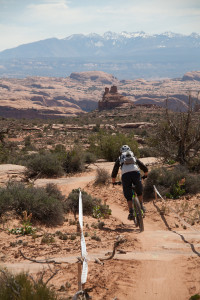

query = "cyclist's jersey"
(121, 160), (139, 175)
(111, 156), (148, 178)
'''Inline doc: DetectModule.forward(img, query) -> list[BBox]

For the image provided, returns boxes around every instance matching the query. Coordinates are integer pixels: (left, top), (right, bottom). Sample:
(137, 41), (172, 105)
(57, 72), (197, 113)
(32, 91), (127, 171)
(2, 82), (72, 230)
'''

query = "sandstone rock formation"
(182, 71), (200, 81)
(98, 86), (133, 110)
(117, 122), (155, 129)
(0, 164), (26, 185)
(70, 71), (118, 84)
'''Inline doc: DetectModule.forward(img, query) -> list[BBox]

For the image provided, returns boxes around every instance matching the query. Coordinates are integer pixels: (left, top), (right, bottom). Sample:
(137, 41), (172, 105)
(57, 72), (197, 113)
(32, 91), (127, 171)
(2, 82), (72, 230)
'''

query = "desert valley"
(0, 70), (200, 119)
(0, 66), (200, 299)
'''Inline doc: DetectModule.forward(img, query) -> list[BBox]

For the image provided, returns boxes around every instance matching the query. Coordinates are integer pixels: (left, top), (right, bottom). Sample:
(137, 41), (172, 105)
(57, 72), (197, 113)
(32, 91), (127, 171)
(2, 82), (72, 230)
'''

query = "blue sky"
(0, 0), (200, 51)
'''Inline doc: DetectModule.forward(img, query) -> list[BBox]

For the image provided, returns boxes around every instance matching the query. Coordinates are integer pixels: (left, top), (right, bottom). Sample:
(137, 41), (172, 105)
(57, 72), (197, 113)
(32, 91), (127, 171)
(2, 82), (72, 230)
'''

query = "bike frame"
(132, 186), (144, 232)
(132, 188), (144, 217)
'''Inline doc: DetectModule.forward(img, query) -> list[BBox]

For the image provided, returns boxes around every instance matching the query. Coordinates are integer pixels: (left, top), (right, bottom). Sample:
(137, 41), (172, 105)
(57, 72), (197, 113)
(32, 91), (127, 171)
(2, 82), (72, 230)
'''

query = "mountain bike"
(113, 177), (146, 232)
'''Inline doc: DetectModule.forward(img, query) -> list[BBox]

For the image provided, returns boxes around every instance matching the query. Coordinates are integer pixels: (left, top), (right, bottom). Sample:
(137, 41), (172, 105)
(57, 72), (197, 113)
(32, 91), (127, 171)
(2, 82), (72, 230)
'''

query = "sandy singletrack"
(1, 160), (200, 299)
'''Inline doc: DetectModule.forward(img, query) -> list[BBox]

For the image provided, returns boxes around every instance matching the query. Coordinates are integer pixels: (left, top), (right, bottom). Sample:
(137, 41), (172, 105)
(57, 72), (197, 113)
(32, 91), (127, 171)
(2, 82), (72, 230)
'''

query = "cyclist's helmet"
(120, 145), (130, 153)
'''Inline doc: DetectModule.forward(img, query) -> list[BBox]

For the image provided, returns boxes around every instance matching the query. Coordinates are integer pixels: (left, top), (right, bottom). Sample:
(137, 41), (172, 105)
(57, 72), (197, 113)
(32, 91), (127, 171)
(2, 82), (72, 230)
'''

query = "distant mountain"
(0, 31), (200, 79)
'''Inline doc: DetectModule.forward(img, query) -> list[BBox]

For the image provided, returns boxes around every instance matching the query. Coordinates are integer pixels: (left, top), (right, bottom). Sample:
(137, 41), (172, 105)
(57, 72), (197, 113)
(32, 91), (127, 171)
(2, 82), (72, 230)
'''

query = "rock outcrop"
(70, 71), (118, 84)
(0, 164), (26, 185)
(98, 86), (133, 110)
(182, 71), (200, 81)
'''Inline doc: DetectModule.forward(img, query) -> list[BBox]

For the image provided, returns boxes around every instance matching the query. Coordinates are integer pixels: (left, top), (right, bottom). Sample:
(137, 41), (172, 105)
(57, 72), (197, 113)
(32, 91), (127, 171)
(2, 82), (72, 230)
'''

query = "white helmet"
(120, 145), (130, 153)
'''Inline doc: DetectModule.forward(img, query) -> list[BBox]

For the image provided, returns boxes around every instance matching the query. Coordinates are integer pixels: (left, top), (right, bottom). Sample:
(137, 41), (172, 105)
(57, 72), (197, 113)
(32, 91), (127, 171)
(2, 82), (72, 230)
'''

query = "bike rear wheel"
(134, 197), (144, 232)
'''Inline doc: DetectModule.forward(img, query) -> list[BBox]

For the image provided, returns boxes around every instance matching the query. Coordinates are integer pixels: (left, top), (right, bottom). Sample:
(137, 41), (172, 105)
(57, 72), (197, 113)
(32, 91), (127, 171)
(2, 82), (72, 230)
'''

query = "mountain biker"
(111, 145), (148, 220)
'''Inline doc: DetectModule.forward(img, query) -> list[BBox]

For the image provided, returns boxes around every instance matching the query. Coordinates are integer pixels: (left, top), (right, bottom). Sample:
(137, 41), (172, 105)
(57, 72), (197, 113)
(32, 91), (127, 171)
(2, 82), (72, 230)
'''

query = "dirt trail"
(2, 161), (200, 299)
(109, 200), (200, 300)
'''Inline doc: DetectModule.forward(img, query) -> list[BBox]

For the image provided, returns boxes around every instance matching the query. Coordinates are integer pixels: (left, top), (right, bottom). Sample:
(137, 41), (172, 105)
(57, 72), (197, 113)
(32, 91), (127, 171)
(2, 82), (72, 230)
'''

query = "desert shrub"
(0, 270), (57, 300)
(63, 148), (84, 174)
(45, 183), (65, 202)
(24, 135), (31, 147)
(53, 144), (66, 153)
(1, 182), (64, 225)
(7, 152), (33, 166)
(139, 147), (157, 158)
(187, 156), (200, 173)
(0, 142), (17, 164)
(22, 135), (37, 151)
(93, 204), (111, 219)
(91, 233), (101, 241)
(94, 168), (110, 185)
(25, 152), (63, 178)
(0, 144), (9, 163)
(83, 151), (97, 164)
(190, 294), (200, 300)
(64, 189), (111, 219)
(50, 144), (67, 162)
(183, 175), (200, 195)
(88, 131), (139, 161)
(0, 188), (12, 217)
(143, 165), (200, 200)
(41, 233), (55, 244)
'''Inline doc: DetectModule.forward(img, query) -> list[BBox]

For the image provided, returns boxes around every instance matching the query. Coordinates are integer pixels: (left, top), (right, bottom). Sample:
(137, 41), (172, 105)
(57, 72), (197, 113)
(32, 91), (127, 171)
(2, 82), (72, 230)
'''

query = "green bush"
(190, 294), (200, 300)
(0, 147), (7, 163)
(0, 270), (57, 300)
(22, 135), (37, 151)
(25, 152), (63, 178)
(143, 165), (200, 200)
(166, 181), (186, 199)
(139, 147), (157, 158)
(0, 188), (12, 217)
(187, 156), (200, 173)
(0, 182), (65, 226)
(83, 151), (97, 164)
(88, 131), (139, 161)
(50, 144), (67, 162)
(45, 183), (65, 202)
(63, 148), (84, 174)
(64, 189), (111, 219)
(93, 204), (111, 219)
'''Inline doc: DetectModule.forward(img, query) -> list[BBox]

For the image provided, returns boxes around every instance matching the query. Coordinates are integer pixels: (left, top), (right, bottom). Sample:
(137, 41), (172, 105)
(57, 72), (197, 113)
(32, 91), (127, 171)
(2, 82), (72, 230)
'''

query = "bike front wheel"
(134, 197), (144, 232)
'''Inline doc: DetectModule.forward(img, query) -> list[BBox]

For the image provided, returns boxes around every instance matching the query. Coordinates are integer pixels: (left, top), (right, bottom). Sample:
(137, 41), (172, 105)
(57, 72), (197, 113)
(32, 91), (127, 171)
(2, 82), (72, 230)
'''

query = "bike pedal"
(128, 214), (134, 220)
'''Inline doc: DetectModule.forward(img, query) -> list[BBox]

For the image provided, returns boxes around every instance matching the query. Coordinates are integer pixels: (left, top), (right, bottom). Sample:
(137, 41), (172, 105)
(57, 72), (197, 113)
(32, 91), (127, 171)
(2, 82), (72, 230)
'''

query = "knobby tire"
(134, 197), (144, 232)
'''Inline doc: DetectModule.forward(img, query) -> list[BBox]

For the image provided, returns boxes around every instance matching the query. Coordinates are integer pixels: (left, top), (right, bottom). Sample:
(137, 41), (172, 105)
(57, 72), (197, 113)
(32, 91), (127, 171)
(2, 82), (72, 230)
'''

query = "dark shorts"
(122, 171), (143, 201)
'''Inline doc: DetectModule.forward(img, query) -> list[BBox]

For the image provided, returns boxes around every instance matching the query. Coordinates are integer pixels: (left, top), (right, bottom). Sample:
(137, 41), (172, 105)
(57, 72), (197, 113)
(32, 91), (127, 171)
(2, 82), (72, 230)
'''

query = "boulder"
(117, 122), (155, 129)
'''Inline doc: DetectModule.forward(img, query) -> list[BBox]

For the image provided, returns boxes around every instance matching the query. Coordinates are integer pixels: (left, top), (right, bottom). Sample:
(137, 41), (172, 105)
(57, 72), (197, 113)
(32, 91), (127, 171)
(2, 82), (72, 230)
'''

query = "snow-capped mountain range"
(0, 31), (200, 79)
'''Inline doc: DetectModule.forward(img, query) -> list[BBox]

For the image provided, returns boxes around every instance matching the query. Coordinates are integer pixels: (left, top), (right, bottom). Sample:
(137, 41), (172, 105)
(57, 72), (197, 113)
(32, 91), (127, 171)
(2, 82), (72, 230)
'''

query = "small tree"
(151, 95), (200, 165)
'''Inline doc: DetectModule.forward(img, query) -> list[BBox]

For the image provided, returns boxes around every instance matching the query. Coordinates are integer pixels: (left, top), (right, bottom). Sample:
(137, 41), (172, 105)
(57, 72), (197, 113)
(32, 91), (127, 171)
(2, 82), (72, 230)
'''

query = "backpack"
(120, 150), (136, 166)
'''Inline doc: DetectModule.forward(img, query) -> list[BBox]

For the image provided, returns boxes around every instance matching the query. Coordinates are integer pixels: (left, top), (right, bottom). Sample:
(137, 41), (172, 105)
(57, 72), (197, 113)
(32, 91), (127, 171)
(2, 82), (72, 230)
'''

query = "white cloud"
(0, 0), (200, 51)
(27, 1), (86, 24)
(0, 24), (41, 51)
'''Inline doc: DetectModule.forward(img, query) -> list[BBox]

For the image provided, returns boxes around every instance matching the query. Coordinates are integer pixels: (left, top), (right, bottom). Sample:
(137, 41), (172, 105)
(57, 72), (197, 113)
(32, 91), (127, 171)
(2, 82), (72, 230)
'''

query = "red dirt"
(0, 162), (200, 299)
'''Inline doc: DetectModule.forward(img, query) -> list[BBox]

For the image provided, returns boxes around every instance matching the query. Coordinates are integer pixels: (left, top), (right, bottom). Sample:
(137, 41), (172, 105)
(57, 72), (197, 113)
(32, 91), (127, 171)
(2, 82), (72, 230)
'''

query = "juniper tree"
(152, 94), (200, 165)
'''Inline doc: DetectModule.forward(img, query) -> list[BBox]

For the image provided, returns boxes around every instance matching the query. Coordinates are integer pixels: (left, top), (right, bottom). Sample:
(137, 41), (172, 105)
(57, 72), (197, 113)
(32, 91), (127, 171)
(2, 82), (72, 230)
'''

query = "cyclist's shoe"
(140, 203), (146, 213)
(128, 213), (134, 220)
(140, 204), (146, 218)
